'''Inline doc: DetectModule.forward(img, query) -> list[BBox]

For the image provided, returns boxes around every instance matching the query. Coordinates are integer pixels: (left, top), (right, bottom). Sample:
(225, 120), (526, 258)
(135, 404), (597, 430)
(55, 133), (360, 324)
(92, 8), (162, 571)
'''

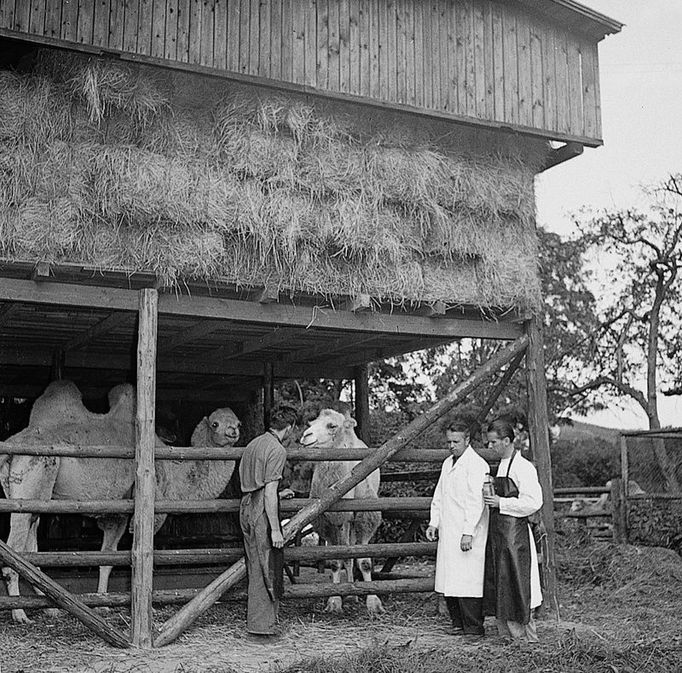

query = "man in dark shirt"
(239, 404), (298, 636)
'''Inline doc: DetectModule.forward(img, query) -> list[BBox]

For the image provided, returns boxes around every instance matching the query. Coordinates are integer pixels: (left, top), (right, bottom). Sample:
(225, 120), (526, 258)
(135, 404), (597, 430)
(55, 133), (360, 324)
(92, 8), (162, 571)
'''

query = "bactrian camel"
(299, 406), (384, 615)
(0, 380), (240, 623)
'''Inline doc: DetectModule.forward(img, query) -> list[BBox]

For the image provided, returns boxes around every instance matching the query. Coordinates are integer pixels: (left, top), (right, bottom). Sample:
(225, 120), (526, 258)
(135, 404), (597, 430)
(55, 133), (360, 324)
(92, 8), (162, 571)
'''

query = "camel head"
(191, 407), (241, 447)
(299, 408), (356, 448)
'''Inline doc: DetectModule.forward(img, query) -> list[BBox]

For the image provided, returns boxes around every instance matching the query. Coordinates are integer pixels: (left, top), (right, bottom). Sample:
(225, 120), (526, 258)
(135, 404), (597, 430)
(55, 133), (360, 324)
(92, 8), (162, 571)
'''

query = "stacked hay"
(0, 49), (547, 309)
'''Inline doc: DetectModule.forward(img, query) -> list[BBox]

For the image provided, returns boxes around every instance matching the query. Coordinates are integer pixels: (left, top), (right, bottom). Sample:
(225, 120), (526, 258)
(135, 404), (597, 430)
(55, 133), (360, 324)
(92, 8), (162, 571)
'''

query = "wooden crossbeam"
(0, 538), (129, 648)
(158, 320), (222, 352)
(280, 334), (377, 363)
(220, 327), (305, 361)
(61, 312), (133, 352)
(31, 262), (51, 280)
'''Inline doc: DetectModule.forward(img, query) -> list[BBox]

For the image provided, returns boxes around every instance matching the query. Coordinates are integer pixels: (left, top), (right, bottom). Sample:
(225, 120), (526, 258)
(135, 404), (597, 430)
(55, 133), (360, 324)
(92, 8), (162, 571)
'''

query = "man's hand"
(426, 525), (438, 542)
(271, 530), (284, 548)
(460, 534), (473, 552)
(483, 494), (501, 508)
(279, 488), (295, 500)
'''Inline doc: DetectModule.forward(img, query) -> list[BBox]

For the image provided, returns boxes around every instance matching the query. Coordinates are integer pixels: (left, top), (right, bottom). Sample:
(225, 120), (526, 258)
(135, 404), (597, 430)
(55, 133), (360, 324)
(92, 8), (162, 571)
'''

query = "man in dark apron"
(483, 418), (543, 642)
(239, 404), (298, 636)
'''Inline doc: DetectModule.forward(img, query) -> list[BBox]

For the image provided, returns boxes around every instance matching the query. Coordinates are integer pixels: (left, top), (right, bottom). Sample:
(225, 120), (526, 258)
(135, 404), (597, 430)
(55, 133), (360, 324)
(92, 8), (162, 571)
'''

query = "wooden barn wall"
(0, 0), (602, 143)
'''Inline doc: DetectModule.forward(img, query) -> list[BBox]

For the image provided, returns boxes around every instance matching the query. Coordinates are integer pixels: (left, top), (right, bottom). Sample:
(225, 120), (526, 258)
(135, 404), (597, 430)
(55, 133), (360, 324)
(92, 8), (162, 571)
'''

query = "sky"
(534, 1), (682, 429)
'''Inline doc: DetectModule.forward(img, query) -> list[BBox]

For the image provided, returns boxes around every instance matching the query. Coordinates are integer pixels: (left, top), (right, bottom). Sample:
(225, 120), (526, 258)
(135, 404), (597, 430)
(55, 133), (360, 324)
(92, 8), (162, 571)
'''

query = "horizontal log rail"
(19, 541), (437, 568)
(0, 577), (435, 611)
(555, 511), (611, 519)
(0, 496), (433, 515)
(0, 441), (449, 462)
(553, 487), (610, 496)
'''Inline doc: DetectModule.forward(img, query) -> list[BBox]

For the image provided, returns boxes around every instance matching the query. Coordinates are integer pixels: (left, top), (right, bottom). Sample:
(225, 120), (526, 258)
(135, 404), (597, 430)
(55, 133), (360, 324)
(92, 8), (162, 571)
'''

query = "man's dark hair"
(270, 404), (298, 430)
(488, 418), (515, 442)
(445, 419), (471, 436)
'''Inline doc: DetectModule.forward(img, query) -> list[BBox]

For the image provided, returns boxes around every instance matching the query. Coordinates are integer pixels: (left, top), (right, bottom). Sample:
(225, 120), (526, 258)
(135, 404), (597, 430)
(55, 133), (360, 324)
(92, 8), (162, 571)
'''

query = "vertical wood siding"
(0, 0), (604, 143)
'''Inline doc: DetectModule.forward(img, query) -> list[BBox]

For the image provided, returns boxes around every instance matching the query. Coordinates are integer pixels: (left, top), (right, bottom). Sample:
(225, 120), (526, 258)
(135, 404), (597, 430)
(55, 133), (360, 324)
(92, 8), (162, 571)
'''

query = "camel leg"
(3, 513), (39, 624)
(21, 516), (61, 618)
(324, 519), (350, 614)
(355, 512), (384, 615)
(96, 516), (129, 596)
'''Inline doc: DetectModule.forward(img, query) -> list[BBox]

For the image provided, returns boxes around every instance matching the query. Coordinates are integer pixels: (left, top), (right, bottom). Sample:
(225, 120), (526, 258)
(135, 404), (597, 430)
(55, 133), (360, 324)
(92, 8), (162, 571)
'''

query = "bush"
(551, 437), (619, 488)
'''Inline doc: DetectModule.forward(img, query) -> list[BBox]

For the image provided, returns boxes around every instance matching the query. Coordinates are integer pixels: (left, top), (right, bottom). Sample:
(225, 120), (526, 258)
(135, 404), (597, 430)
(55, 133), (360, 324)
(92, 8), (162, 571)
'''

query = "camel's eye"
(327, 423), (337, 431)
(211, 421), (219, 429)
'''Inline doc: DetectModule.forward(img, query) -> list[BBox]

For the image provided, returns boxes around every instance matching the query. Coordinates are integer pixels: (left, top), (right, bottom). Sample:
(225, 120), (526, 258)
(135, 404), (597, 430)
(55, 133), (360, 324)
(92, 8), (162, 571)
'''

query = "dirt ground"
(1, 543), (681, 673)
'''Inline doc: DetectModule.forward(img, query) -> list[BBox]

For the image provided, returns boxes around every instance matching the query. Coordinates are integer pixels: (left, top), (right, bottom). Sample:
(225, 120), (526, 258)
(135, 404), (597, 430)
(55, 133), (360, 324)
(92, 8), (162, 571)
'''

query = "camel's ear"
(190, 416), (210, 447)
(343, 416), (357, 430)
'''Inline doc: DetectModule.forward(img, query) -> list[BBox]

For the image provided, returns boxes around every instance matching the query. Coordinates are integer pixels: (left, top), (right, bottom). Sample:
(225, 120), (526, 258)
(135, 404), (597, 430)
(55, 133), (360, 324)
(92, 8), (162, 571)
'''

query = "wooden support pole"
(475, 351), (525, 424)
(620, 435), (629, 493)
(354, 364), (371, 444)
(0, 539), (129, 648)
(524, 317), (559, 619)
(154, 335), (529, 647)
(611, 477), (628, 543)
(263, 362), (274, 429)
(131, 288), (158, 648)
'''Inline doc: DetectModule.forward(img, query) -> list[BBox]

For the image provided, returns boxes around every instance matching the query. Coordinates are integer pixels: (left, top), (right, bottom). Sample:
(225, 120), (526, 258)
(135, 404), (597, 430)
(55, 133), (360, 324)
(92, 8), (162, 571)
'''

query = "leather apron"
(483, 451), (533, 624)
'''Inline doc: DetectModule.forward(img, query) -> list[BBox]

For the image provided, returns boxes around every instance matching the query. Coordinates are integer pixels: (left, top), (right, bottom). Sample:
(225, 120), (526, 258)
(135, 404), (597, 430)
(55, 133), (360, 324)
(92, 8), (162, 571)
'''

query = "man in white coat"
(426, 420), (490, 638)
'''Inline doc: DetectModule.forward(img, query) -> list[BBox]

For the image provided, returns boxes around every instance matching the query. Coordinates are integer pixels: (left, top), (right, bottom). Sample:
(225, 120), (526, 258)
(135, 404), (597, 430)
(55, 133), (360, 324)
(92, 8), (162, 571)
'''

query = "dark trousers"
(445, 596), (485, 635)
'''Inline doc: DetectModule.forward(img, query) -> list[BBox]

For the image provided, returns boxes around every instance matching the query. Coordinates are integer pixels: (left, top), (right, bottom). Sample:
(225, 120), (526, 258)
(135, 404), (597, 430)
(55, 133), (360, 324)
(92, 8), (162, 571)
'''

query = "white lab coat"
(429, 446), (490, 597)
(496, 453), (543, 609)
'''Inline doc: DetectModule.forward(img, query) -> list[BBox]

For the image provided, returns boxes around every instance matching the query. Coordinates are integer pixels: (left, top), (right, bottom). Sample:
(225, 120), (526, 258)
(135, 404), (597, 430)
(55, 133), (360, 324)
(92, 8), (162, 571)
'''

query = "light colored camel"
(0, 381), (241, 623)
(299, 407), (384, 615)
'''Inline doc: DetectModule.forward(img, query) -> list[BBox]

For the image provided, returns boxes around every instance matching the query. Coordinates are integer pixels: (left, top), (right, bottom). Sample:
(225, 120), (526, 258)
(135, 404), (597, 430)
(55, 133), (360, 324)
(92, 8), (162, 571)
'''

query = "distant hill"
(556, 420), (620, 445)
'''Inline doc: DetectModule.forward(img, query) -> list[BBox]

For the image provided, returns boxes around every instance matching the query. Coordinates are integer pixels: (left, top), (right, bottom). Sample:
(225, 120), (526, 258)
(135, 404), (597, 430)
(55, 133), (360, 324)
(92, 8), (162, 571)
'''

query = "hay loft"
(0, 50), (548, 310)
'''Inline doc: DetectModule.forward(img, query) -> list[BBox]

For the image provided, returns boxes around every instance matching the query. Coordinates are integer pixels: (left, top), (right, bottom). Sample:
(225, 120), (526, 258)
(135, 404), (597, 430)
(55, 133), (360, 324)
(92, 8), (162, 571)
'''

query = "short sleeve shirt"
(239, 431), (287, 493)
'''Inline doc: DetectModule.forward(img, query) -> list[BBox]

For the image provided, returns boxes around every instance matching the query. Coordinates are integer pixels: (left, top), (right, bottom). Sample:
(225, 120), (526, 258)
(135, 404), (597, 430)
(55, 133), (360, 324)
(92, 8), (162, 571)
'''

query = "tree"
(555, 175), (682, 491)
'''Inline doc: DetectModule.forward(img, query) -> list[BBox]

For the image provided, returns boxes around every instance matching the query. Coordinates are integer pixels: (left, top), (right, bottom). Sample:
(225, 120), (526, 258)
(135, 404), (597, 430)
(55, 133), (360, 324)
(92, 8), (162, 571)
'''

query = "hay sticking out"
(0, 49), (548, 310)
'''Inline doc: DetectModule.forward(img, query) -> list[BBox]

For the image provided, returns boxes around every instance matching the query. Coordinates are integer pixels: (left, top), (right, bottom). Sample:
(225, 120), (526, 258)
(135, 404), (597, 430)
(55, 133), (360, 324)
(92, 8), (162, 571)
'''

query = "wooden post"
(0, 539), (129, 648)
(154, 335), (529, 647)
(131, 289), (158, 648)
(524, 317), (559, 619)
(611, 477), (628, 543)
(263, 362), (274, 429)
(476, 351), (525, 424)
(620, 435), (629, 494)
(354, 364), (371, 444)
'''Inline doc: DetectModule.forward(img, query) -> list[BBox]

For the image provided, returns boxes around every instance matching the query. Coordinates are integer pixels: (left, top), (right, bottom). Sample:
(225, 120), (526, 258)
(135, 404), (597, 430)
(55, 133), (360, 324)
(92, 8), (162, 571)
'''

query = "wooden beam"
(61, 312), (133, 352)
(157, 320), (222, 352)
(524, 316), (558, 619)
(153, 334), (529, 646)
(254, 284), (280, 304)
(220, 327), (305, 361)
(131, 289), (158, 648)
(0, 278), (524, 339)
(31, 262), (51, 280)
(475, 350), (526, 423)
(344, 294), (372, 313)
(0, 538), (129, 648)
(540, 142), (583, 172)
(354, 364), (370, 444)
(279, 334), (378, 363)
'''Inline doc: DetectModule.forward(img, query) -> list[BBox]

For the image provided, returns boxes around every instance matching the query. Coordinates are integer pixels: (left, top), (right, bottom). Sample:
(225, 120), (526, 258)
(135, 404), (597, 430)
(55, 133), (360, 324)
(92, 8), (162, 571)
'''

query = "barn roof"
(527, 0), (623, 41)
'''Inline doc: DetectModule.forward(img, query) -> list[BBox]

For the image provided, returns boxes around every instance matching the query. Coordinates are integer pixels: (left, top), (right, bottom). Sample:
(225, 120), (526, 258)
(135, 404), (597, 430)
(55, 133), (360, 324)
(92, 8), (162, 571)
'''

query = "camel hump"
(107, 384), (136, 421)
(29, 380), (90, 428)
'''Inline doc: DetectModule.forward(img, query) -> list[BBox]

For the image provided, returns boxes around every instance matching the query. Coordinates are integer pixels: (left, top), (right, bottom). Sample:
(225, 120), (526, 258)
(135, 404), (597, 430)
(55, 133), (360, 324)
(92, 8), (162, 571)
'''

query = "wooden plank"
(404, 0), (414, 106)
(176, 0), (190, 61)
(62, 312), (133, 352)
(542, 21), (557, 132)
(472, 0), (486, 118)
(60, 0), (79, 41)
(238, 0), (249, 72)
(269, 0), (281, 79)
(524, 317), (558, 619)
(349, 0), (360, 94)
(369, 0), (379, 98)
(0, 0), (16, 32)
(29, 0), (47, 35)
(354, 364), (370, 444)
(164, 0), (179, 60)
(123, 0), (140, 52)
(464, 0), (475, 116)
(291, 0), (304, 83)
(339, 0), (350, 93)
(482, 0), (494, 119)
(137, 0), (154, 55)
(280, 0), (292, 80)
(153, 334), (529, 647)
(327, 0), (339, 90)
(226, 0), (240, 71)
(529, 17), (544, 128)
(412, 0), (422, 107)
(516, 9), (532, 127)
(257, 0), (270, 75)
(316, 0), (328, 88)
(428, 0), (439, 109)
(44, 0), (62, 39)
(131, 288), (158, 649)
(188, 0), (202, 64)
(248, 0), (259, 75)
(151, 0), (167, 58)
(502, 3), (517, 125)
(359, 0), (369, 96)
(566, 38), (582, 136)
(13, 0), (30, 32)
(214, 0), (228, 70)
(386, 0), (397, 101)
(592, 40), (602, 140)
(91, 0), (110, 47)
(453, 0), (465, 114)
(377, 0), (388, 99)
(490, 0), (503, 119)
(555, 27), (569, 134)
(0, 539), (129, 648)
(304, 0), (316, 86)
(77, 0), (94, 44)
(395, 0), (405, 104)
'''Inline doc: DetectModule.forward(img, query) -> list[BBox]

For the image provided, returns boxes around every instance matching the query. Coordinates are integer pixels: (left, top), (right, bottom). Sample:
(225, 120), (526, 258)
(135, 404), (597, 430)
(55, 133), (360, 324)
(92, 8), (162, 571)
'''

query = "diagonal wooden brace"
(0, 538), (129, 648)
(155, 334), (529, 647)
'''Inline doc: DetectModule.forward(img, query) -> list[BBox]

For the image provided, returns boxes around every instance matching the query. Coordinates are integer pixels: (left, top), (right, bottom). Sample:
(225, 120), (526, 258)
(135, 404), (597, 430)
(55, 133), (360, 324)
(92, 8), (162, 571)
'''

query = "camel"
(0, 380), (241, 623)
(299, 406), (384, 615)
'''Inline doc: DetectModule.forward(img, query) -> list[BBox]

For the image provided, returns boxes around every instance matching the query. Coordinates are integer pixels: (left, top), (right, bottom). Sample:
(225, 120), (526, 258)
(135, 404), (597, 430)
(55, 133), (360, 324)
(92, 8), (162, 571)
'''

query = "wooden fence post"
(131, 288), (158, 648)
(354, 364), (371, 445)
(154, 334), (529, 647)
(611, 477), (628, 543)
(525, 316), (559, 620)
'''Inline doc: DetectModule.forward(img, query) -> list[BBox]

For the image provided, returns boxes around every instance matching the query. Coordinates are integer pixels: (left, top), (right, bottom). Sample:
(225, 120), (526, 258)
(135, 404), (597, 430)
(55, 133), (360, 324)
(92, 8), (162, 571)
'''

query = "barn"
(0, 0), (621, 649)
